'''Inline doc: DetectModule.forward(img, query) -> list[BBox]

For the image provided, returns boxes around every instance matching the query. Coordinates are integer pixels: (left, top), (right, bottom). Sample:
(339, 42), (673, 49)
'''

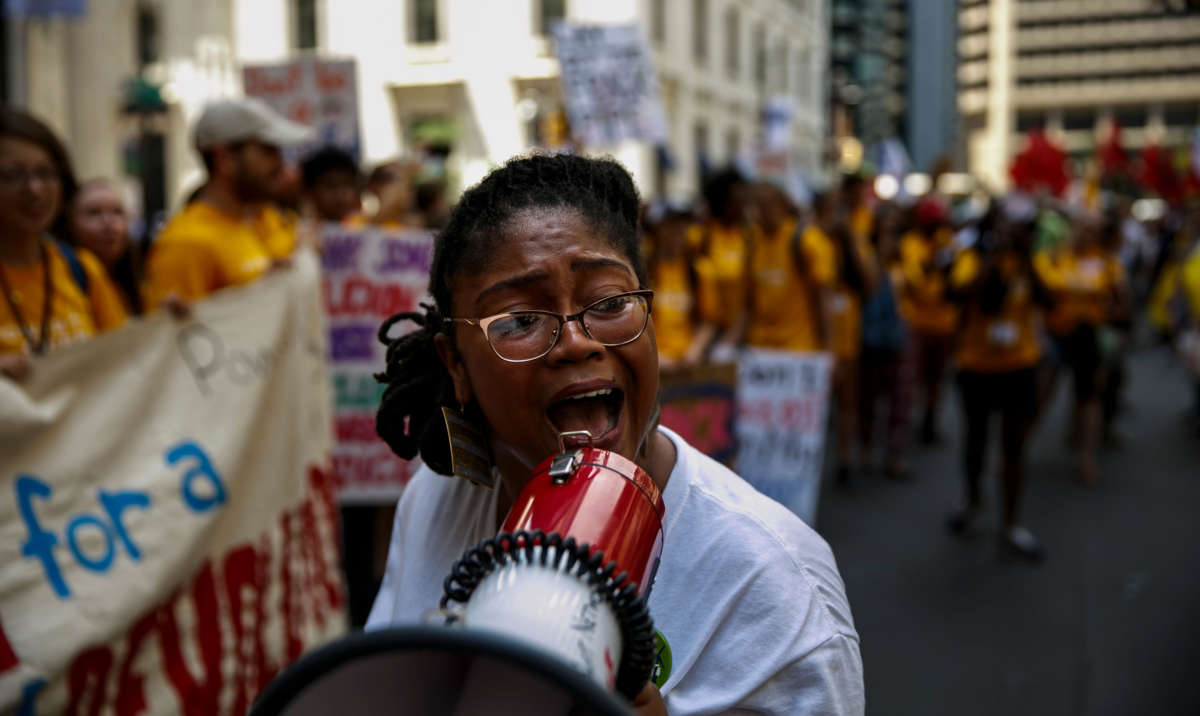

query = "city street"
(819, 343), (1200, 716)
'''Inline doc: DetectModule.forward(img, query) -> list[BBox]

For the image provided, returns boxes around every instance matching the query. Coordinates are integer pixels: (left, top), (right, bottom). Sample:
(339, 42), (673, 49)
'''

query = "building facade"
(9, 0), (828, 213)
(958, 0), (1200, 191)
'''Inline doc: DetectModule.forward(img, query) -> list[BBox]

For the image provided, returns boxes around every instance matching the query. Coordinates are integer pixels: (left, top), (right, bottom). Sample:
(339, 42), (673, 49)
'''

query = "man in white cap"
(144, 98), (313, 307)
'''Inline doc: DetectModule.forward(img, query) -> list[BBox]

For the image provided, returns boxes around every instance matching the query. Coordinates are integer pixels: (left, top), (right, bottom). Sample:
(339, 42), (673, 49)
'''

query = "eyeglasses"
(0, 166), (60, 188)
(446, 290), (654, 363)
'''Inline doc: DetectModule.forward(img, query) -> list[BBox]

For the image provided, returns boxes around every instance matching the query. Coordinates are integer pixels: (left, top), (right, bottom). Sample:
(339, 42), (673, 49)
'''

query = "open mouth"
(546, 387), (624, 445)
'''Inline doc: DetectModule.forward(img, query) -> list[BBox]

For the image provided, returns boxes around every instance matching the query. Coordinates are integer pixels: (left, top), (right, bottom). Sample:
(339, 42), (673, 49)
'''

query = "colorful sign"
(658, 363), (737, 466)
(552, 23), (668, 147)
(322, 224), (434, 503)
(735, 349), (833, 525)
(0, 251), (346, 714)
(243, 58), (361, 159)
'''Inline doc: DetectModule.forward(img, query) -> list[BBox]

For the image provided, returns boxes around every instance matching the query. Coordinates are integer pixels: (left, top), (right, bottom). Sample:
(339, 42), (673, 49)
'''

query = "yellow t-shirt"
(1181, 245), (1200, 320)
(692, 221), (750, 330)
(829, 229), (875, 361)
(1034, 247), (1124, 335)
(1, 242), (127, 355)
(651, 257), (695, 362)
(143, 202), (297, 306)
(746, 220), (835, 352)
(951, 250), (1042, 373)
(899, 229), (959, 336)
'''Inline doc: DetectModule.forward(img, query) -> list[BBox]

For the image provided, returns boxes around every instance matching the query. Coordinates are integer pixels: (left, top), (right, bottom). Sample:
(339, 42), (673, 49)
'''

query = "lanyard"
(0, 241), (54, 355)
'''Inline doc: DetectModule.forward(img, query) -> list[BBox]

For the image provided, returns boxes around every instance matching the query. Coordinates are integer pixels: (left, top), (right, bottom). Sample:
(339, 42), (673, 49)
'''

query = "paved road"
(817, 345), (1200, 716)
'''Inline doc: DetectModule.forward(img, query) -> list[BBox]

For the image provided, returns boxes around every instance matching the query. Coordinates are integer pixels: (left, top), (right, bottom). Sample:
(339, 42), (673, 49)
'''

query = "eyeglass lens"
(485, 293), (649, 361)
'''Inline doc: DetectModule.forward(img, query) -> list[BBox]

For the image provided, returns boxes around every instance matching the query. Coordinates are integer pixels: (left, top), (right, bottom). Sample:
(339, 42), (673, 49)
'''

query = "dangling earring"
(441, 403), (495, 488)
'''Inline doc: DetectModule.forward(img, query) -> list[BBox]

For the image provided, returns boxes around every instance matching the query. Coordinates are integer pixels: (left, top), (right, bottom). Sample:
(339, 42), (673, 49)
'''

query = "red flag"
(1010, 129), (1070, 196)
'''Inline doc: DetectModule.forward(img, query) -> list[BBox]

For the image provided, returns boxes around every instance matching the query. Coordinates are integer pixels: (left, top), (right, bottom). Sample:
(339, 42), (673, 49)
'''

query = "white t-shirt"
(367, 427), (865, 715)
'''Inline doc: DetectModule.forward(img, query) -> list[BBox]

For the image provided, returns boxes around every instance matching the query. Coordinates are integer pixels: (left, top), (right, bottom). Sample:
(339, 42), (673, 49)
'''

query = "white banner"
(735, 349), (834, 525)
(322, 225), (434, 503)
(0, 251), (346, 714)
(243, 57), (361, 159)
(552, 23), (668, 147)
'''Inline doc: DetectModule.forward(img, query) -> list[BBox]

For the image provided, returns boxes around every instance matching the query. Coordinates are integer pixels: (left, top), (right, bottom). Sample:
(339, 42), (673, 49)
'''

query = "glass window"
(412, 0), (438, 44)
(726, 127), (740, 160)
(725, 6), (740, 78)
(693, 0), (709, 63)
(753, 24), (766, 92)
(294, 0), (318, 50)
(538, 0), (566, 36)
(651, 0), (666, 46)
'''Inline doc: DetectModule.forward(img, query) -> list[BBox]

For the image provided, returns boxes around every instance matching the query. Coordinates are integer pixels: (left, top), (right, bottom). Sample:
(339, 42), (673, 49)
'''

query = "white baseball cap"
(193, 98), (314, 152)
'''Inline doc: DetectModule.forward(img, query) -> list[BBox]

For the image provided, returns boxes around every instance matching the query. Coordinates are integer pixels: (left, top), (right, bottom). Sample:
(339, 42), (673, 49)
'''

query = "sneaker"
(999, 526), (1046, 562)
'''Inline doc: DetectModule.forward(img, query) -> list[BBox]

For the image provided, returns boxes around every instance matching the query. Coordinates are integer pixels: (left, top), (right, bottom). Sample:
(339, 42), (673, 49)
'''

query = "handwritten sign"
(658, 363), (737, 466)
(552, 23), (668, 147)
(243, 58), (361, 159)
(735, 349), (833, 525)
(0, 250), (345, 714)
(322, 224), (435, 503)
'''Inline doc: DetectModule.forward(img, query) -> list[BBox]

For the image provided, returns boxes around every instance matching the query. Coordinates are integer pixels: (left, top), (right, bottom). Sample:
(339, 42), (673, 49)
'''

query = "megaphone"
(251, 431), (665, 715)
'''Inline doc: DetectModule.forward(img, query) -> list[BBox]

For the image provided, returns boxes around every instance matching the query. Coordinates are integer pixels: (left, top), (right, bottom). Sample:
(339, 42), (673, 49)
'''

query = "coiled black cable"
(441, 530), (657, 700)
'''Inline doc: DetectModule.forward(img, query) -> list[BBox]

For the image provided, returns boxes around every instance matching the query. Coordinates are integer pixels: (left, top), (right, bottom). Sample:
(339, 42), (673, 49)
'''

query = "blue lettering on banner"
(18, 678), (45, 716)
(166, 441), (227, 513)
(14, 440), (225, 599)
(374, 237), (433, 274)
(322, 234), (363, 271)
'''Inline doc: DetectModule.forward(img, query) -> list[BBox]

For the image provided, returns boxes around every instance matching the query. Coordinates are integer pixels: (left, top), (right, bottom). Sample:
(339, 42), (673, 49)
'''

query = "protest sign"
(243, 57), (361, 158)
(0, 251), (346, 714)
(658, 363), (737, 466)
(552, 23), (668, 147)
(735, 348), (833, 525)
(322, 224), (435, 503)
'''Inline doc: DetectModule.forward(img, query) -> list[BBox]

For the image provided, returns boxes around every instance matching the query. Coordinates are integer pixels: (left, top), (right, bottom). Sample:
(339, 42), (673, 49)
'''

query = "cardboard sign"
(322, 225), (435, 503)
(658, 363), (737, 466)
(243, 58), (361, 159)
(735, 349), (833, 525)
(552, 23), (668, 147)
(0, 251), (346, 714)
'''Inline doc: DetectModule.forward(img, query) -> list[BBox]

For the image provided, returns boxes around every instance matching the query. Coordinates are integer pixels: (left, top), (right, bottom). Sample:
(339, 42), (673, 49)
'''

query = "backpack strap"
(55, 240), (90, 296)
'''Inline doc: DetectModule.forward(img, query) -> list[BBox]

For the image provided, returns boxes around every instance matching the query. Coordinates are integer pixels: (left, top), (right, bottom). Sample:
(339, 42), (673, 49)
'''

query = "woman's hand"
(631, 682), (668, 715)
(159, 294), (192, 321)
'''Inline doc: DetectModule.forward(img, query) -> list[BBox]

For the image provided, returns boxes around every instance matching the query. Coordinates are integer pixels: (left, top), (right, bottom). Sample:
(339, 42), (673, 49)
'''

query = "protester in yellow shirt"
(741, 182), (834, 353)
(692, 168), (753, 355)
(947, 203), (1048, 562)
(644, 201), (705, 370)
(143, 98), (312, 308)
(68, 179), (145, 315)
(1034, 211), (1128, 484)
(0, 108), (126, 380)
(898, 197), (959, 444)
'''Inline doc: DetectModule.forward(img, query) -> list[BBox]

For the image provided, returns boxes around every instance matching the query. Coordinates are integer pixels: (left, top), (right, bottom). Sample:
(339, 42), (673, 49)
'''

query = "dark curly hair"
(374, 153), (645, 475)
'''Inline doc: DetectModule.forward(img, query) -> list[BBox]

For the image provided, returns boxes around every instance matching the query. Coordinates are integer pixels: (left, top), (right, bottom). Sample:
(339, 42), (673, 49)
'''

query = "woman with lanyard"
(947, 197), (1051, 561)
(0, 108), (126, 381)
(366, 155), (863, 715)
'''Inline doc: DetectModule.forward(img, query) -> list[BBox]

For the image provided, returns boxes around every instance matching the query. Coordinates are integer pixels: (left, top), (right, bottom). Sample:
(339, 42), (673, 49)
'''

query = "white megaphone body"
(251, 432), (665, 716)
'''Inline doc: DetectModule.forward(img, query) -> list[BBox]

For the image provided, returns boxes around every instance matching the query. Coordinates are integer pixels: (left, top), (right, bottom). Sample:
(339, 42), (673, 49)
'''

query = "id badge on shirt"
(987, 320), (1018, 347)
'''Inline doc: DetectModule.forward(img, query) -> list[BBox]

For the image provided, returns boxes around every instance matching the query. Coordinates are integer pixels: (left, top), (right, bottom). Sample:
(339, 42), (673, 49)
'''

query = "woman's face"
(0, 136), (62, 240)
(71, 184), (129, 267)
(440, 206), (659, 472)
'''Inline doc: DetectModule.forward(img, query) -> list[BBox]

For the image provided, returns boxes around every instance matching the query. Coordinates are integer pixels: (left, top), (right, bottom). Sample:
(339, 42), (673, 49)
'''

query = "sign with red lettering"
(735, 349), (833, 525)
(243, 58), (360, 159)
(658, 363), (737, 465)
(322, 225), (435, 503)
(0, 251), (346, 714)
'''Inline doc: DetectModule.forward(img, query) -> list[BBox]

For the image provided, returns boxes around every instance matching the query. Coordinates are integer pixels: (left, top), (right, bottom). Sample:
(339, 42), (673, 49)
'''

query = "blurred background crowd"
(3, 0), (1200, 712)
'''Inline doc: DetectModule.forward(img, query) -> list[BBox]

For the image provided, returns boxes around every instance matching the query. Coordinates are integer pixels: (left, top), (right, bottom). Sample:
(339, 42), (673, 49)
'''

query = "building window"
(724, 6), (740, 78)
(136, 3), (160, 67)
(774, 41), (788, 94)
(411, 0), (439, 44)
(753, 24), (766, 92)
(537, 0), (566, 36)
(694, 120), (710, 173)
(293, 0), (318, 50)
(726, 127), (740, 160)
(693, 0), (709, 63)
(795, 49), (811, 102)
(651, 0), (666, 46)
